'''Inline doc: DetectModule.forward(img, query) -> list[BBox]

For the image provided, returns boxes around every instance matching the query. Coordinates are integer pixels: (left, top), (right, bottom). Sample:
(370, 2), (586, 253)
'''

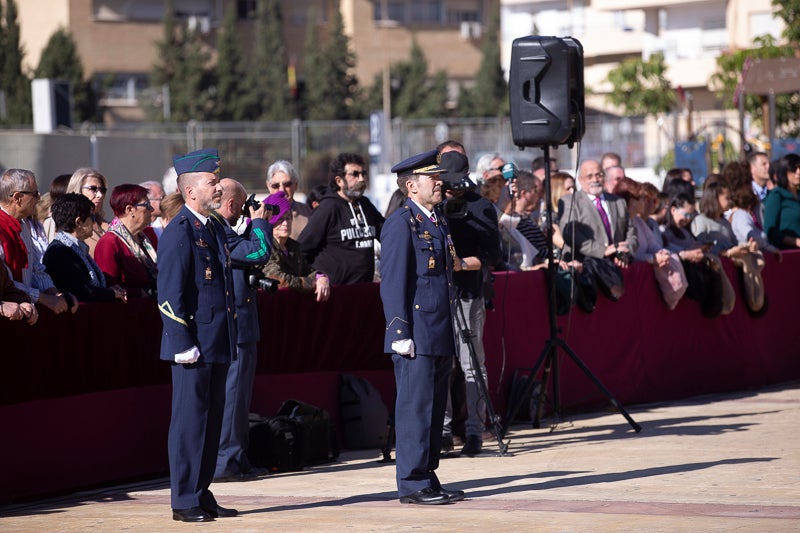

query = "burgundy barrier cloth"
(1, 251), (799, 502)
(3, 251), (800, 409)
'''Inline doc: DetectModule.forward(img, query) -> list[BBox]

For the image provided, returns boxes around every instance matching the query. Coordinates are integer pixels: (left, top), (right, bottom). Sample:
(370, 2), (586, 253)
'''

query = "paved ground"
(2, 381), (799, 532)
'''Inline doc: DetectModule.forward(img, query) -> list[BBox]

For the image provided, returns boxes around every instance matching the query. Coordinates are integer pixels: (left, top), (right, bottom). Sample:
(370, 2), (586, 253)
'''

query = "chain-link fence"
(1, 111), (746, 196)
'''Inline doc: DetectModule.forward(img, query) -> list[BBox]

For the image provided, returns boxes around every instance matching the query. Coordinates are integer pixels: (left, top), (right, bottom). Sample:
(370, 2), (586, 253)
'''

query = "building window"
(374, 0), (406, 23)
(92, 0), (214, 22)
(375, 0), (478, 25)
(410, 0), (443, 23)
(238, 0), (257, 20)
(94, 73), (149, 104)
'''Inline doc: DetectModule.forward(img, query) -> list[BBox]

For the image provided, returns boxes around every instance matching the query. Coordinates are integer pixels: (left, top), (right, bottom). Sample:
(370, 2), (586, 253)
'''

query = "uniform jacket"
(216, 214), (272, 346)
(558, 190), (638, 260)
(379, 199), (457, 357)
(157, 206), (270, 363)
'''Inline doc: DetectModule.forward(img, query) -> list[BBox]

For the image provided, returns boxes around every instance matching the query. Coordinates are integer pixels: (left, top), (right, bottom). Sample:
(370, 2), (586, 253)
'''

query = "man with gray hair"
(265, 160), (313, 239)
(139, 180), (167, 237)
(0, 168), (76, 316)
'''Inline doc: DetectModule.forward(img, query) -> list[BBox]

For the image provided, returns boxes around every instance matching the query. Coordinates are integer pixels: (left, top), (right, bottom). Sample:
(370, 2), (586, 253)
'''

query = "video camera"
(243, 194), (280, 219)
(247, 268), (279, 293)
(441, 175), (476, 194)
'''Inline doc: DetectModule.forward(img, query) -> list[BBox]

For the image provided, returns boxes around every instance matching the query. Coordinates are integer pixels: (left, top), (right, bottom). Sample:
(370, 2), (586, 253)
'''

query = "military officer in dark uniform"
(158, 148), (272, 522)
(380, 149), (466, 505)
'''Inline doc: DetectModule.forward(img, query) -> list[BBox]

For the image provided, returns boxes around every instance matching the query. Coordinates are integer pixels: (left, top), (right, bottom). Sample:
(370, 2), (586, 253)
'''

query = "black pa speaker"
(509, 36), (585, 149)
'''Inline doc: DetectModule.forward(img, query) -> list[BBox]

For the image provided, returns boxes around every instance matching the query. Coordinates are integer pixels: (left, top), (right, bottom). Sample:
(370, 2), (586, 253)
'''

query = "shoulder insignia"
(416, 213), (424, 223)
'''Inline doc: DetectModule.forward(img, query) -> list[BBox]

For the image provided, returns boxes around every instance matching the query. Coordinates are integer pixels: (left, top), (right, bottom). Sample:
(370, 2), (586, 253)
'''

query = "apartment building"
(500, 0), (782, 114)
(14, 0), (495, 122)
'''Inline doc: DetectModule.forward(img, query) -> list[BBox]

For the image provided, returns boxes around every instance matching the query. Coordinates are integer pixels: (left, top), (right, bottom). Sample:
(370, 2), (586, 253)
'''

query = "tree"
(0, 0), (31, 124)
(150, 0), (213, 122)
(240, 0), (294, 121)
(173, 28), (213, 121)
(710, 35), (800, 137)
(457, 9), (508, 117)
(392, 39), (449, 119)
(772, 0), (800, 46)
(150, 0), (183, 121)
(34, 28), (96, 123)
(213, 3), (246, 121)
(605, 52), (675, 116)
(303, 10), (360, 120)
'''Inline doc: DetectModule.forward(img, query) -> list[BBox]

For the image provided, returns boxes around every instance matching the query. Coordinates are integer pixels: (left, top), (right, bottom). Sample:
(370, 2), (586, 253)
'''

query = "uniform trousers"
(444, 296), (488, 438)
(215, 341), (258, 477)
(169, 361), (228, 509)
(393, 352), (451, 497)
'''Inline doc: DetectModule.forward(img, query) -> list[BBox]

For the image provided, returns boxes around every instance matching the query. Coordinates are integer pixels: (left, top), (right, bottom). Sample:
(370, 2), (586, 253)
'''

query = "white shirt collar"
(410, 199), (435, 220)
(185, 205), (209, 226)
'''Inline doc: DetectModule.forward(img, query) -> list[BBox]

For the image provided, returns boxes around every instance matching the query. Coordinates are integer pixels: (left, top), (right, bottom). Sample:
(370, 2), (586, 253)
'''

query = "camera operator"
(437, 146), (502, 456)
(212, 178), (273, 482)
(260, 190), (330, 302)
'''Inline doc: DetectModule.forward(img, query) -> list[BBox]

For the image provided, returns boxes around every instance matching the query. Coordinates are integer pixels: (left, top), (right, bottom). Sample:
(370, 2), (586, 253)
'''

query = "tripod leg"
(556, 340), (642, 432)
(455, 297), (509, 454)
(501, 339), (555, 436)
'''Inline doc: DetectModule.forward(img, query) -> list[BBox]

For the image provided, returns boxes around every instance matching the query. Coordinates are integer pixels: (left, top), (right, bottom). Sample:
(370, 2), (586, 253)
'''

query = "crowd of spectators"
(3, 147), (796, 324)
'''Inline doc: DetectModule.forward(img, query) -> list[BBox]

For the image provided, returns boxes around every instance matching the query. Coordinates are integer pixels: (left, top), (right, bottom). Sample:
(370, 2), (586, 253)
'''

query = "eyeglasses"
(82, 185), (108, 195)
(584, 172), (605, 179)
(489, 166), (504, 172)
(269, 181), (294, 190)
(677, 208), (696, 219)
(149, 196), (165, 203)
(346, 170), (367, 179)
(134, 201), (154, 211)
(14, 190), (40, 199)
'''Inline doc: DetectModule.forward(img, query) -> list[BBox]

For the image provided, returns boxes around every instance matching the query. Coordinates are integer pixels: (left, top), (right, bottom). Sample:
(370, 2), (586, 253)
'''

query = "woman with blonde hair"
(66, 168), (109, 256)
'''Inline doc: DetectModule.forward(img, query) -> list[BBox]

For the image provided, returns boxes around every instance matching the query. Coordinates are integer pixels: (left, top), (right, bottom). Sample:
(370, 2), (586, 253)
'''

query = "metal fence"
(1, 112), (743, 196)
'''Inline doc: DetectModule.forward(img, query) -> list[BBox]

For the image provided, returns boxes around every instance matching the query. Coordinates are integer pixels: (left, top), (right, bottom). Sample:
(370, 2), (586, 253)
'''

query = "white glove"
(174, 345), (201, 364)
(392, 339), (415, 359)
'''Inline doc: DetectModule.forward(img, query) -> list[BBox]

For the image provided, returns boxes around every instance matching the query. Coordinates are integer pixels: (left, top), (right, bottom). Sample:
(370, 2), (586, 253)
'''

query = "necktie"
(206, 219), (218, 243)
(752, 211), (762, 231)
(429, 213), (437, 225)
(594, 196), (613, 242)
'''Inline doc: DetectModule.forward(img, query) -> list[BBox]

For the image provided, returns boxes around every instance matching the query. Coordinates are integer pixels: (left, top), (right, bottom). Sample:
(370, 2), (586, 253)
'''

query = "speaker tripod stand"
(501, 145), (642, 436)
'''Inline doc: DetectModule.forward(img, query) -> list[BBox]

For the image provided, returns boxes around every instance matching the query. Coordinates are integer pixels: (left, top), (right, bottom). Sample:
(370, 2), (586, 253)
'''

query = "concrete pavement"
(2, 381), (798, 532)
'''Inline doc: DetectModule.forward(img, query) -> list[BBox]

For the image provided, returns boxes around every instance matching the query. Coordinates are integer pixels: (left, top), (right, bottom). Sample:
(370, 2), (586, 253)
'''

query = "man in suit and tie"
(559, 159), (638, 299)
(158, 149), (272, 522)
(380, 149), (466, 505)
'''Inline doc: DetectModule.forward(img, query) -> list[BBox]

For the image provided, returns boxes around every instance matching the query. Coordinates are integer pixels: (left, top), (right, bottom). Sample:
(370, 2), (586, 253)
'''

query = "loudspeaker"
(509, 36), (585, 148)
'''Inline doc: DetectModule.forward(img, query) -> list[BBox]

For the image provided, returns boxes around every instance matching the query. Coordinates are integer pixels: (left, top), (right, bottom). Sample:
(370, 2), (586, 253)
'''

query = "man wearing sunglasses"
(0, 168), (76, 317)
(298, 152), (384, 285)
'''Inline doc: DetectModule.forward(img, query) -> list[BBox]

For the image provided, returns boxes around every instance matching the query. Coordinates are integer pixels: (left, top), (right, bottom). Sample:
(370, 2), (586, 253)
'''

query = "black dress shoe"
(204, 505), (239, 518)
(172, 507), (213, 522)
(460, 435), (482, 456)
(438, 488), (465, 502)
(399, 487), (450, 505)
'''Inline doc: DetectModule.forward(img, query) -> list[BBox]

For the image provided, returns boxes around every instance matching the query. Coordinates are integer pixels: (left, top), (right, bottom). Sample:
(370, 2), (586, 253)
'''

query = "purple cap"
(265, 190), (292, 225)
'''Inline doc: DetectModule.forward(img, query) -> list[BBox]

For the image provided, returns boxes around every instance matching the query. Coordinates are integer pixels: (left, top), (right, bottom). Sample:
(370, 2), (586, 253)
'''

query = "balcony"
(593, 0), (710, 9)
